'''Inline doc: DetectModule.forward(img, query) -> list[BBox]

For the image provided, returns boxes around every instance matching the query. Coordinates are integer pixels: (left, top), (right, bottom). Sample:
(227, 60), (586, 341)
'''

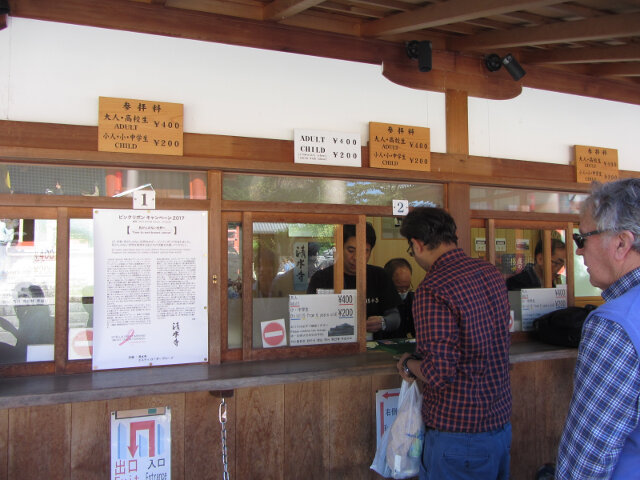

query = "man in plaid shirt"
(397, 207), (511, 480)
(556, 178), (640, 479)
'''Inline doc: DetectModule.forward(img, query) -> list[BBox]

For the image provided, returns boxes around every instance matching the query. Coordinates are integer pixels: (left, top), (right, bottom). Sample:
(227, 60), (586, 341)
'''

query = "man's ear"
(613, 231), (635, 260)
(535, 252), (544, 265)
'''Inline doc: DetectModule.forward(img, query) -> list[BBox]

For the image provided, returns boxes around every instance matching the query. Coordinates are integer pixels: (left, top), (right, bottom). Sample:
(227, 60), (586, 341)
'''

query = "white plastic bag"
(370, 379), (425, 479)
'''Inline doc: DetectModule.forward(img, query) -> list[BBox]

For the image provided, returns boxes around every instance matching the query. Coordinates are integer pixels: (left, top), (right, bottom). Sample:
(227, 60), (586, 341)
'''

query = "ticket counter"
(0, 119), (613, 479)
(0, 342), (577, 479)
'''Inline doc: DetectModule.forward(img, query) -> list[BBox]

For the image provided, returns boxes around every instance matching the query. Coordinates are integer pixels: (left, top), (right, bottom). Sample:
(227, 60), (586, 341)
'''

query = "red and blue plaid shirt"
(414, 248), (512, 433)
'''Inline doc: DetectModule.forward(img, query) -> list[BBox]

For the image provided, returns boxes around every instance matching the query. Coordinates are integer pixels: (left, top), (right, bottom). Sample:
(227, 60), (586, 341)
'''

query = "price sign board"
(521, 286), (567, 331)
(289, 290), (357, 345)
(99, 96), (183, 156)
(294, 129), (361, 167)
(575, 145), (619, 183)
(369, 122), (430, 171)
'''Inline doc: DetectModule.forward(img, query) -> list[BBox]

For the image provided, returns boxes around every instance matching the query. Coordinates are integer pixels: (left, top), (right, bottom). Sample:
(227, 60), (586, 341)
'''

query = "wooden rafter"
(450, 12), (640, 50)
(263, 0), (325, 21)
(360, 0), (565, 37)
(521, 44), (640, 64)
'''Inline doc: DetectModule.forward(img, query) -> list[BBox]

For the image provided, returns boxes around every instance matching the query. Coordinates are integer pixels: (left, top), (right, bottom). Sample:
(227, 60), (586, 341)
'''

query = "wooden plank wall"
(0, 361), (575, 480)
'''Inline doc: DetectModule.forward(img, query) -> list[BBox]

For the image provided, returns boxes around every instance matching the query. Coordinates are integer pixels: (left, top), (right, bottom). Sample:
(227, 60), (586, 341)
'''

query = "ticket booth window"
(227, 222), (242, 350)
(470, 186), (587, 214)
(223, 173), (443, 206)
(68, 218), (94, 360)
(573, 226), (602, 298)
(251, 222), (336, 350)
(0, 218), (57, 365)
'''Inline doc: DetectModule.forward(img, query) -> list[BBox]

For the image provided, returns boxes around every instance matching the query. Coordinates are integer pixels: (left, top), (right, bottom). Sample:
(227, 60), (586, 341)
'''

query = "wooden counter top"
(0, 341), (577, 409)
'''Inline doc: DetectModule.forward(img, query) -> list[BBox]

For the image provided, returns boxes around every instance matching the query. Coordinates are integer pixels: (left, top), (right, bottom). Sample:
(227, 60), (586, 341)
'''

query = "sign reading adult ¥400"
(369, 122), (430, 171)
(575, 145), (619, 184)
(294, 129), (361, 167)
(98, 96), (183, 156)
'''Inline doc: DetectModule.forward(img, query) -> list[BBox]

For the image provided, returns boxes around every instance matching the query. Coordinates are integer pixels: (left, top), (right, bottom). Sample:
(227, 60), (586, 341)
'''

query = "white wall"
(1, 17), (639, 171)
(0, 18), (445, 150)
(469, 89), (640, 170)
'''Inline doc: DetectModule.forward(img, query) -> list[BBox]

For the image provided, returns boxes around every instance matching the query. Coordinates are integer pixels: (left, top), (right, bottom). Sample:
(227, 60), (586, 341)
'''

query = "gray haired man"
(556, 178), (640, 479)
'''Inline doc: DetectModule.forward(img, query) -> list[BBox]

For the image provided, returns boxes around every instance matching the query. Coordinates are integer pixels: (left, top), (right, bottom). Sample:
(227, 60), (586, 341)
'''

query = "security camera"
(407, 40), (432, 72)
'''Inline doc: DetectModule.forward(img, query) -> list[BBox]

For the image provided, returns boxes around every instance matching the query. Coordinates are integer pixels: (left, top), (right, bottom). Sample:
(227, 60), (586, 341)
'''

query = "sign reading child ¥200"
(369, 122), (430, 171)
(294, 129), (361, 167)
(98, 96), (184, 156)
(574, 145), (619, 184)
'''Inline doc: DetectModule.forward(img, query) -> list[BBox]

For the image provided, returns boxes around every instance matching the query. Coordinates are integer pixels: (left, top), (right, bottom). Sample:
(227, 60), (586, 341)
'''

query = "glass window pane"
(0, 163), (207, 199)
(470, 227), (488, 261)
(573, 227), (602, 297)
(0, 218), (56, 364)
(470, 186), (588, 214)
(501, 230), (567, 286)
(223, 173), (443, 207)
(68, 219), (94, 360)
(252, 222), (336, 349)
(227, 222), (242, 349)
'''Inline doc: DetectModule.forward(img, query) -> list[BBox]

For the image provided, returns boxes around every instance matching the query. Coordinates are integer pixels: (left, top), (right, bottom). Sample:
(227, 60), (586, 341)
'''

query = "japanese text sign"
(99, 96), (183, 156)
(92, 209), (208, 370)
(369, 122), (430, 171)
(289, 290), (357, 345)
(375, 388), (400, 448)
(575, 145), (619, 184)
(111, 407), (171, 480)
(521, 286), (567, 332)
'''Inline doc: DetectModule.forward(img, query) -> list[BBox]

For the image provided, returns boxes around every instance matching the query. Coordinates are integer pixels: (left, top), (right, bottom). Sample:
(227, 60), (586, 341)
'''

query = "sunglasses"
(573, 230), (605, 249)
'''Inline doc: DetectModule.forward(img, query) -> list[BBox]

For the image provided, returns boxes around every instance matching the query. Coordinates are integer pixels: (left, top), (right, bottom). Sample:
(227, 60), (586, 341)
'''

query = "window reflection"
(227, 222), (242, 349)
(471, 227), (567, 288)
(573, 227), (602, 297)
(68, 219), (94, 360)
(223, 173), (443, 207)
(471, 186), (587, 214)
(506, 237), (567, 291)
(0, 163), (207, 199)
(0, 219), (56, 364)
(252, 222), (335, 349)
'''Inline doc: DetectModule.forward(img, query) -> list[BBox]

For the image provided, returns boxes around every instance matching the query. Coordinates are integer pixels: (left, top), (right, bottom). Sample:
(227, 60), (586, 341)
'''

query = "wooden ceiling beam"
(590, 62), (640, 77)
(450, 12), (640, 51)
(360, 0), (564, 37)
(263, 0), (325, 21)
(544, 2), (604, 20)
(347, 0), (411, 13)
(521, 44), (640, 64)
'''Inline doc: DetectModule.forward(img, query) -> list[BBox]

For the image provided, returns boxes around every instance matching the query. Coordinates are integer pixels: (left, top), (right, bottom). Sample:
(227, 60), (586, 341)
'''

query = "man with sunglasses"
(506, 238), (566, 291)
(557, 178), (640, 479)
(396, 207), (511, 480)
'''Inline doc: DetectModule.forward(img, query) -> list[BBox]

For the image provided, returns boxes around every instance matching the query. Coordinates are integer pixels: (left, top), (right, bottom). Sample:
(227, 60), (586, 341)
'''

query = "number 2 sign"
(392, 199), (409, 216)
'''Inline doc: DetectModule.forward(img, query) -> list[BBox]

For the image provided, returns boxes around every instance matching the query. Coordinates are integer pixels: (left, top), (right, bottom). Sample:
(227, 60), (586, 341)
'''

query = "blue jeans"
(419, 423), (511, 480)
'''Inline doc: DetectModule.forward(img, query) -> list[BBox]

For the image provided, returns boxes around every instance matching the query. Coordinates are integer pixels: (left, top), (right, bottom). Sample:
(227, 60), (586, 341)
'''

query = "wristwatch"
(380, 317), (386, 331)
(402, 356), (416, 379)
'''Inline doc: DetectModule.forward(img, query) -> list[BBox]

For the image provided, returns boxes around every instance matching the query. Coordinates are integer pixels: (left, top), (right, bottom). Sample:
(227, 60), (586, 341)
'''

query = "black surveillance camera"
(407, 40), (432, 72)
(484, 53), (526, 81)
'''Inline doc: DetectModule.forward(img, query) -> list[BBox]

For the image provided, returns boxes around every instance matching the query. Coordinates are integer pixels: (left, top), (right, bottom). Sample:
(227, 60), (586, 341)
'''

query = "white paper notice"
(521, 286), (568, 331)
(289, 290), (357, 345)
(92, 209), (208, 370)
